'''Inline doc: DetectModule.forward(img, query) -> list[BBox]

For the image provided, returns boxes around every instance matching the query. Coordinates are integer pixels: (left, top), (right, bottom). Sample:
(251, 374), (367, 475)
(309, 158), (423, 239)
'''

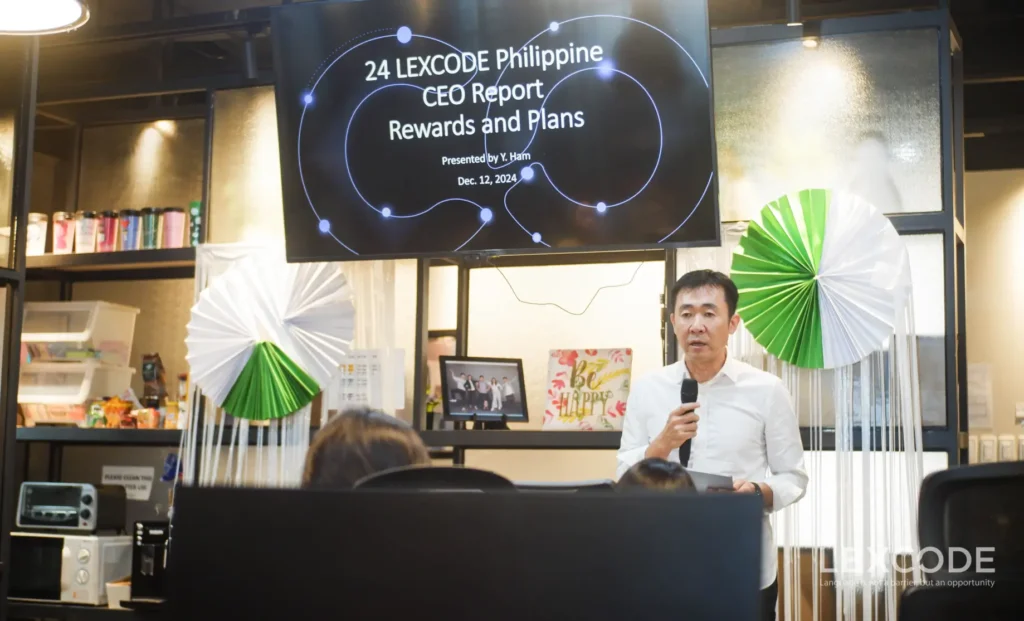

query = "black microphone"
(678, 378), (698, 467)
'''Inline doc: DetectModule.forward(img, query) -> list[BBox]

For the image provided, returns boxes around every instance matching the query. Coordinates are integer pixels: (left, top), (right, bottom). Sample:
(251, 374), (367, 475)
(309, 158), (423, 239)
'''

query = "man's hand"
(645, 403), (699, 460)
(733, 479), (773, 510)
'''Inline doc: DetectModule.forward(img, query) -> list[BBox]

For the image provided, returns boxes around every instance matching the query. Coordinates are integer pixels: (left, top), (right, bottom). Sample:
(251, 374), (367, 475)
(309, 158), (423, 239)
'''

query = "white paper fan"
(185, 256), (355, 420)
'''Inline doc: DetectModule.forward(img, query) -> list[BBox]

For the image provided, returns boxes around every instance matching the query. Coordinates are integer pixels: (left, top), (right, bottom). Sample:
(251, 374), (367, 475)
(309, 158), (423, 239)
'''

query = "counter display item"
(27, 213), (48, 255)
(51, 211), (75, 254)
(141, 207), (161, 249)
(119, 209), (141, 250)
(75, 211), (99, 253)
(162, 207), (186, 248)
(189, 200), (202, 246)
(97, 211), (119, 252)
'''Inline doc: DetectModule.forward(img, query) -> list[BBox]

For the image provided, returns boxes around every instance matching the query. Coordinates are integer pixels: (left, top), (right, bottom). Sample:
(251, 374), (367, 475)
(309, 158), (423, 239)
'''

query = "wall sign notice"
(102, 466), (155, 501)
(273, 0), (718, 260)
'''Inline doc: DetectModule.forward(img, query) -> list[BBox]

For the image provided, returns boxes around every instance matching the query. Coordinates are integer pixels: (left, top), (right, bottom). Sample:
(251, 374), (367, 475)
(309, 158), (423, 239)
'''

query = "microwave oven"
(9, 532), (132, 606)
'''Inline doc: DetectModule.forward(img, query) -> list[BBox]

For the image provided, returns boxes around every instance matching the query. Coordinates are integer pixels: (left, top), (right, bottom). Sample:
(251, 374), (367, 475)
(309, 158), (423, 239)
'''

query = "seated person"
(616, 457), (696, 492)
(302, 408), (431, 490)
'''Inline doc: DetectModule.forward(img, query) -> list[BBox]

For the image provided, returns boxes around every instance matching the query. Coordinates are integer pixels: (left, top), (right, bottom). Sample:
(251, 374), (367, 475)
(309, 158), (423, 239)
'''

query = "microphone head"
(680, 378), (699, 404)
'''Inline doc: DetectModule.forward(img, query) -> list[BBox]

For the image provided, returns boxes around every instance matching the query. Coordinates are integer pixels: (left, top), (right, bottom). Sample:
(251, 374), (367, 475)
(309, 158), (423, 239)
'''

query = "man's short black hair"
(670, 269), (739, 317)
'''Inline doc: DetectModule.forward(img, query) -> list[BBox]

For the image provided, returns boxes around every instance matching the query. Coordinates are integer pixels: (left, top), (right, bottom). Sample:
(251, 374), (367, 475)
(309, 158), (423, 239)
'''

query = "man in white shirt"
(617, 270), (808, 621)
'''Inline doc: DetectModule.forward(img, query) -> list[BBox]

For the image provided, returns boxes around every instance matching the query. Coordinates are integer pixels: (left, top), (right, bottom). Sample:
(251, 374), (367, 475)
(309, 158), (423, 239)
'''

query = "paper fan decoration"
(186, 256), (355, 420)
(730, 189), (910, 369)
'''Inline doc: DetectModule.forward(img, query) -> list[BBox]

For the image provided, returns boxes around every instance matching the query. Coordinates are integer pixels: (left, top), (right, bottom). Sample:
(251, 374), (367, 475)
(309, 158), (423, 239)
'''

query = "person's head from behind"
(670, 269), (740, 365)
(617, 458), (696, 492)
(301, 408), (430, 491)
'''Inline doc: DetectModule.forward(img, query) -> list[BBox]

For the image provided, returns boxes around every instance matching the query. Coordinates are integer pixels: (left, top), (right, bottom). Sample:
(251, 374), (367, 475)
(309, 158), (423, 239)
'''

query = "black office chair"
(514, 479), (615, 492)
(354, 465), (516, 491)
(900, 583), (1020, 621)
(917, 461), (1024, 580)
(898, 462), (1024, 621)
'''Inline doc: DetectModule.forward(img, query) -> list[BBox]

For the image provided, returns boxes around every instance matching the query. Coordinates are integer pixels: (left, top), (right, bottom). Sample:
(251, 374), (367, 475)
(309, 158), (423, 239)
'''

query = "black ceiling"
(28, 0), (1024, 170)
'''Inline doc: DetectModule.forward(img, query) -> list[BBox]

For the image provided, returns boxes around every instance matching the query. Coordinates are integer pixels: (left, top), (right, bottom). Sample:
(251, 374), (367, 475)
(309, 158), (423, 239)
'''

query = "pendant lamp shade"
(0, 0), (90, 35)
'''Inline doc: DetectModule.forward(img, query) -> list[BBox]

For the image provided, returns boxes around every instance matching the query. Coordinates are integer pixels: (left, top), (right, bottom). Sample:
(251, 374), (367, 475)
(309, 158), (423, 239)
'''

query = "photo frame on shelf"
(439, 356), (528, 424)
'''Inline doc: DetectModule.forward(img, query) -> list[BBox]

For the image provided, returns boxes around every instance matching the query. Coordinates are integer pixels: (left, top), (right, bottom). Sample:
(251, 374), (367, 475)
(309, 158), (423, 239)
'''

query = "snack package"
(102, 396), (133, 428)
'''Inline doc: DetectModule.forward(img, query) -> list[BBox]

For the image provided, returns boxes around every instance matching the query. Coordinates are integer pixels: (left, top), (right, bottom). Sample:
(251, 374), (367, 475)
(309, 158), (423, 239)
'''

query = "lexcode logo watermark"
(820, 547), (996, 576)
(821, 578), (995, 589)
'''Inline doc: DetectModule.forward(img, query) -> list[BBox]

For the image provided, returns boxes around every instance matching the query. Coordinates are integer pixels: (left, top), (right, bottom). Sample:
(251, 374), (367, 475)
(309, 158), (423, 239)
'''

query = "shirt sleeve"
(616, 384), (652, 479)
(764, 381), (809, 512)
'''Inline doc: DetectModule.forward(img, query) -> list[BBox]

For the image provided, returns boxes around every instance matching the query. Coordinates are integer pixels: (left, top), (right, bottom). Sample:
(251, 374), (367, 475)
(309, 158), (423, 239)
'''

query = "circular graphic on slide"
(276, 0), (717, 259)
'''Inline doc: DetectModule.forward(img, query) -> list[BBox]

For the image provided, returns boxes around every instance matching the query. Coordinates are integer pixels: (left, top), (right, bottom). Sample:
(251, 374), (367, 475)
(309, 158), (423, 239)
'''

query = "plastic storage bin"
(22, 301), (140, 366)
(18, 361), (135, 426)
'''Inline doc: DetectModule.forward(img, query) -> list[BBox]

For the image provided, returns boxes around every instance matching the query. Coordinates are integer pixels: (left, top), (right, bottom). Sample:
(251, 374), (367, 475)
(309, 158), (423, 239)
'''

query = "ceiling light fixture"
(0, 0), (90, 36)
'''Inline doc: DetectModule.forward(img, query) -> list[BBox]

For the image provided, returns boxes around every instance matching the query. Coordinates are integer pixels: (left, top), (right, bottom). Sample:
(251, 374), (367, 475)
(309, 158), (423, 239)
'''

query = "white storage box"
(22, 301), (140, 366)
(18, 361), (135, 426)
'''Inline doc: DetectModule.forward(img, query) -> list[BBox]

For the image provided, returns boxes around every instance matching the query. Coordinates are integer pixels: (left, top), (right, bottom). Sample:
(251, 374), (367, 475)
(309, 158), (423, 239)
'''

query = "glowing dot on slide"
(382, 207), (392, 218)
(549, 21), (560, 33)
(480, 208), (493, 223)
(396, 26), (412, 44)
(596, 202), (607, 213)
(521, 166), (535, 182)
(597, 59), (615, 80)
(318, 219), (330, 233)
(532, 232), (542, 243)
(303, 93), (314, 105)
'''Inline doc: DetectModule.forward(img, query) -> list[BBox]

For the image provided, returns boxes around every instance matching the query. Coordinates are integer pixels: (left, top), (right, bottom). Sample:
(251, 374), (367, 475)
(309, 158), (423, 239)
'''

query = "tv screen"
(273, 0), (718, 261)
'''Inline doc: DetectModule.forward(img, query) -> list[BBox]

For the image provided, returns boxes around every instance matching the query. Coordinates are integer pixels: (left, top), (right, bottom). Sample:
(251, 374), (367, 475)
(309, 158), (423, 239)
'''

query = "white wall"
(965, 170), (1024, 440)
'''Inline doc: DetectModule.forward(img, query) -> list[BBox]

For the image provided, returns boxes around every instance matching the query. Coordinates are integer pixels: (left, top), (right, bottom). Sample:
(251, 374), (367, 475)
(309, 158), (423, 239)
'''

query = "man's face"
(670, 286), (740, 364)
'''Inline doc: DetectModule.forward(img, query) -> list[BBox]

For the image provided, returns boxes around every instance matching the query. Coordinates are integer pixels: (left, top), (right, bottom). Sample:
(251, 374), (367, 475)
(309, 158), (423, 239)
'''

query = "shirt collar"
(676, 350), (740, 385)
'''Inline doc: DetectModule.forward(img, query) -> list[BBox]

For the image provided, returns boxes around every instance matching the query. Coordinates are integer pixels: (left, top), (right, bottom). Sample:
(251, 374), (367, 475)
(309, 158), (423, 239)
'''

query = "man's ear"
(669, 310), (678, 332)
(728, 312), (741, 334)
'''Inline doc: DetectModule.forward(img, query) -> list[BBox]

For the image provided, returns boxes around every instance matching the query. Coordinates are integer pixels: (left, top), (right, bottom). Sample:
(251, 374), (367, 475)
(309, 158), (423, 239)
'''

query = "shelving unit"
(16, 427), (184, 446)
(14, 426), (617, 451)
(26, 248), (196, 281)
(7, 602), (145, 621)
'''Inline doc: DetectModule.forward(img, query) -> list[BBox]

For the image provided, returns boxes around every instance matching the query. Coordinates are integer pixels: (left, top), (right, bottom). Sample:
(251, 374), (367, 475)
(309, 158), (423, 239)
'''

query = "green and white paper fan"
(185, 256), (355, 420)
(730, 189), (910, 369)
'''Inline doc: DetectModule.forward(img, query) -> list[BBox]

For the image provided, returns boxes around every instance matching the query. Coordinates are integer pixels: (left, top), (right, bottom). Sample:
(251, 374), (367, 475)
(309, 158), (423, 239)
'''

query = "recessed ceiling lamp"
(0, 0), (90, 36)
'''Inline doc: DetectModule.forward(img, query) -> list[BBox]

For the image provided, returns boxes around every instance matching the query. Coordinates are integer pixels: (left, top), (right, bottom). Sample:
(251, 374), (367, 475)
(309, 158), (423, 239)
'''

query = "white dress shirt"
(617, 353), (808, 589)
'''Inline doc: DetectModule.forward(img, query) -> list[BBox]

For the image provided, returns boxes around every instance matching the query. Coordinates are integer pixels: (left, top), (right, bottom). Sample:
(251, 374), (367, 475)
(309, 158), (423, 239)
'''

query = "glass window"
(678, 230), (946, 428)
(466, 261), (665, 430)
(713, 29), (941, 220)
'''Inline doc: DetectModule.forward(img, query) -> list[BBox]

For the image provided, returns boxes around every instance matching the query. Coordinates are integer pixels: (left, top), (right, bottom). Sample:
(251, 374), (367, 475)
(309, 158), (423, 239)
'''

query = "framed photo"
(439, 356), (528, 422)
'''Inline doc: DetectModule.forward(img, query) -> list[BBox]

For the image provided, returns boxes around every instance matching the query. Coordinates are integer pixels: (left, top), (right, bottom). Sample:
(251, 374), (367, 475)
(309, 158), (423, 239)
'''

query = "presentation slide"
(273, 0), (718, 261)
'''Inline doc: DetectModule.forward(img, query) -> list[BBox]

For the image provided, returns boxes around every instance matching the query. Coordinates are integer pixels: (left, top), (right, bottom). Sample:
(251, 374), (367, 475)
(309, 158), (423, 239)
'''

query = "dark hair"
(617, 458), (696, 492)
(670, 269), (739, 317)
(301, 408), (431, 491)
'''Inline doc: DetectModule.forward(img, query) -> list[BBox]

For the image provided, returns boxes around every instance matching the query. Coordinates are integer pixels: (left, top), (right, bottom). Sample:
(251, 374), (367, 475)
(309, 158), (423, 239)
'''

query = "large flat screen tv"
(273, 0), (718, 261)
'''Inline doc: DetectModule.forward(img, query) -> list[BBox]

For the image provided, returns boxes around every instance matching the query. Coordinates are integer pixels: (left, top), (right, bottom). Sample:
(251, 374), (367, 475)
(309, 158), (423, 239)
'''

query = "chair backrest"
(917, 462), (1024, 580)
(514, 480), (615, 492)
(900, 583), (1020, 621)
(354, 465), (516, 491)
